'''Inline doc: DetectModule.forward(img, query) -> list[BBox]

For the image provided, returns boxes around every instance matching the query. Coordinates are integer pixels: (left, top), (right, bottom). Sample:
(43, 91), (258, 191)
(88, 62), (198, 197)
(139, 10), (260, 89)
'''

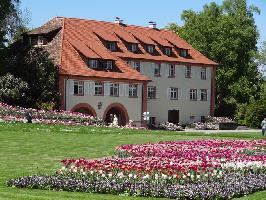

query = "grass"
(0, 122), (265, 200)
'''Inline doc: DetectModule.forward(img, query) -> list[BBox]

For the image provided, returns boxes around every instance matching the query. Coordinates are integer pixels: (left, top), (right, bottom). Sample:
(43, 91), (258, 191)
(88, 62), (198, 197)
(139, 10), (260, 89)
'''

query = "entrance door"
(168, 110), (179, 124)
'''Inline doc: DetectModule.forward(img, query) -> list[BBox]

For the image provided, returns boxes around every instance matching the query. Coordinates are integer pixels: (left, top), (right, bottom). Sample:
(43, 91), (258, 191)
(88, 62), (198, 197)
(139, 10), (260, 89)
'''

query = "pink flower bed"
(61, 140), (266, 180)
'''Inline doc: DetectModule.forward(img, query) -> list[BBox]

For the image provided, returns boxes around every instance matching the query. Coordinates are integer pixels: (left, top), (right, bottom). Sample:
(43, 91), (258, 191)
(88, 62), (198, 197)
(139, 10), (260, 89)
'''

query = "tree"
(0, 73), (28, 105)
(169, 0), (262, 118)
(7, 46), (60, 109)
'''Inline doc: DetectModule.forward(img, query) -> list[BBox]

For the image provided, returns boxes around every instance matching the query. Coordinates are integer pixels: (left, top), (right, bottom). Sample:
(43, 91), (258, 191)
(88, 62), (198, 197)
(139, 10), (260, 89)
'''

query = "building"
(23, 17), (217, 127)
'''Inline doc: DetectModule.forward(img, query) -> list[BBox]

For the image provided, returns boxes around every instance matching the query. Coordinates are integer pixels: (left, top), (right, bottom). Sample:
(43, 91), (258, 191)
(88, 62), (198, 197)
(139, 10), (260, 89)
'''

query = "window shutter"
(165, 64), (169, 77)
(167, 88), (171, 99)
(104, 83), (110, 96)
(84, 81), (90, 95)
(90, 81), (95, 95)
(178, 88), (183, 100)
(124, 84), (129, 97)
(119, 83), (124, 96)
(183, 66), (187, 77)
(69, 80), (74, 95)
(186, 89), (190, 99)
(207, 68), (211, 79)
(139, 62), (143, 74)
(137, 84), (141, 97)
(156, 86), (159, 99)
(197, 89), (201, 101)
(207, 89), (211, 101)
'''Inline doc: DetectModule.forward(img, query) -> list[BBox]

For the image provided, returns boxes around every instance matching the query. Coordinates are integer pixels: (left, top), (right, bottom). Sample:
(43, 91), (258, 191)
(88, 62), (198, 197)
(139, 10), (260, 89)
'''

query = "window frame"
(37, 35), (44, 45)
(154, 63), (161, 77)
(94, 82), (104, 96)
(169, 64), (175, 77)
(73, 81), (84, 96)
(128, 43), (138, 52)
(148, 86), (156, 99)
(190, 89), (197, 101)
(128, 84), (138, 97)
(105, 60), (113, 70)
(165, 47), (172, 56)
(200, 89), (208, 101)
(132, 61), (141, 72)
(185, 66), (191, 78)
(107, 41), (117, 51)
(110, 83), (119, 97)
(88, 59), (98, 69)
(147, 45), (154, 54)
(201, 67), (207, 80)
(180, 49), (188, 57)
(170, 87), (178, 100)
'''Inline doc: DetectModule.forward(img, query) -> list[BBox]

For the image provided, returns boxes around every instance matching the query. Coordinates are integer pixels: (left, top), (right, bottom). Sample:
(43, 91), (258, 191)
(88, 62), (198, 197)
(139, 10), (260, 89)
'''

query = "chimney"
(148, 21), (156, 29)
(115, 17), (123, 25)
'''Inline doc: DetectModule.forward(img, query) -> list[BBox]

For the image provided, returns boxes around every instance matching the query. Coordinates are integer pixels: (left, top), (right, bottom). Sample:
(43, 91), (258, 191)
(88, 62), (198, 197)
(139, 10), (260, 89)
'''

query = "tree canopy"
(169, 0), (263, 118)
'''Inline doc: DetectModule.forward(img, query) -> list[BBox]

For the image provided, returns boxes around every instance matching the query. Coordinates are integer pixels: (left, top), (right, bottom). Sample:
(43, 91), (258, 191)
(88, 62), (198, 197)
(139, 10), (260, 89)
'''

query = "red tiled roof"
(70, 40), (100, 59)
(58, 17), (217, 81)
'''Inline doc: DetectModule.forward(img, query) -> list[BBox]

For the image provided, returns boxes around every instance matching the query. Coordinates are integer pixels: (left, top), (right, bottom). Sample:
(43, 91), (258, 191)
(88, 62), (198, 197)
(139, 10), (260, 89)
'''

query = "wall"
(136, 61), (213, 125)
(65, 79), (143, 126)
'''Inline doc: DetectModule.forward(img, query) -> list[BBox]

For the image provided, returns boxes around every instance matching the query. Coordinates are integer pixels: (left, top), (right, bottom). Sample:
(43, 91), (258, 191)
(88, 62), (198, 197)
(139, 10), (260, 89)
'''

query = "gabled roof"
(28, 17), (217, 82)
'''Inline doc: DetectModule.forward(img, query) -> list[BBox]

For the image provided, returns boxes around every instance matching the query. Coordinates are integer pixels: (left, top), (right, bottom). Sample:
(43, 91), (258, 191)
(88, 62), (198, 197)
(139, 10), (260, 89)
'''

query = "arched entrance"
(71, 103), (97, 117)
(103, 103), (129, 126)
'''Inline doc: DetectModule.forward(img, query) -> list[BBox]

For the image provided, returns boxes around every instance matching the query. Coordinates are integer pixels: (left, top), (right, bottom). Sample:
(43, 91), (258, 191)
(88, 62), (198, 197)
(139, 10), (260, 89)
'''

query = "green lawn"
(0, 122), (265, 200)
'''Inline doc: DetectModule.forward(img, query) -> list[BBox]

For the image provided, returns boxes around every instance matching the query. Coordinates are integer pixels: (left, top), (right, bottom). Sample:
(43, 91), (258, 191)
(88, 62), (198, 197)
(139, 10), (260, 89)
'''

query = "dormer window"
(105, 60), (113, 70)
(147, 45), (154, 54)
(180, 49), (188, 58)
(88, 59), (98, 69)
(165, 47), (171, 56)
(132, 61), (141, 72)
(37, 35), (44, 45)
(107, 41), (116, 51)
(128, 43), (138, 52)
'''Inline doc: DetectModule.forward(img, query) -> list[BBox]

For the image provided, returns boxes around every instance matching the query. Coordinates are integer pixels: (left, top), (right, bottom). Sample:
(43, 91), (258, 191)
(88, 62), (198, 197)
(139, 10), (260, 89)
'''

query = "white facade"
(65, 79), (143, 126)
(128, 60), (213, 125)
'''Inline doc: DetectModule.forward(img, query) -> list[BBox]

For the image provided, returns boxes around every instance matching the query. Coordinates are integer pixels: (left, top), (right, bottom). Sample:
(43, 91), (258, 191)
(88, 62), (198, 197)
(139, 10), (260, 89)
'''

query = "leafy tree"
(0, 73), (28, 105)
(169, 0), (262, 117)
(7, 46), (60, 109)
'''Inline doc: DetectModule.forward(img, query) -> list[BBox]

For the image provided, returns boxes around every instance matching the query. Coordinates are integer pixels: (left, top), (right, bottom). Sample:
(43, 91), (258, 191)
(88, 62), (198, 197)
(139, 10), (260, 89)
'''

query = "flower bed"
(7, 139), (266, 199)
(0, 102), (104, 126)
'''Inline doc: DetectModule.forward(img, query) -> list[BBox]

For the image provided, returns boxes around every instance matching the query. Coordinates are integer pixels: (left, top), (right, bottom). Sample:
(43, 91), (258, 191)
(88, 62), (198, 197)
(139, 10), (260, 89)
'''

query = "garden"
(5, 125), (266, 199)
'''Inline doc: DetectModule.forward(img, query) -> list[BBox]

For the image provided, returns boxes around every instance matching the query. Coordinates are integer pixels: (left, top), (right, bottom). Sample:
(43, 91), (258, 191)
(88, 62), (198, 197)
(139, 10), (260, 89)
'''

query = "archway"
(103, 103), (129, 126)
(71, 103), (97, 117)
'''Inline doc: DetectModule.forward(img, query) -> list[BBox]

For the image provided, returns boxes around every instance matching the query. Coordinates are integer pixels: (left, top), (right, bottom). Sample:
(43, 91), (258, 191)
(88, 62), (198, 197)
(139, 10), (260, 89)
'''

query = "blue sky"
(21, 0), (266, 46)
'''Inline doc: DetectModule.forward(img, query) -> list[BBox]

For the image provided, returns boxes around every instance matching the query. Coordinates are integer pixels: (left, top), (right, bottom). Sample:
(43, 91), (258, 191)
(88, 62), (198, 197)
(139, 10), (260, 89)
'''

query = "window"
(132, 61), (141, 72)
(200, 89), (207, 101)
(128, 43), (137, 52)
(94, 82), (104, 95)
(110, 83), (119, 96)
(129, 84), (138, 97)
(107, 42), (116, 51)
(185, 66), (191, 78)
(180, 49), (188, 57)
(73, 81), (84, 95)
(170, 88), (178, 100)
(165, 47), (171, 56)
(105, 60), (113, 70)
(88, 59), (98, 69)
(169, 65), (175, 77)
(190, 89), (197, 101)
(149, 117), (156, 126)
(154, 63), (161, 76)
(147, 45), (154, 54)
(28, 37), (32, 45)
(37, 35), (44, 45)
(201, 67), (207, 80)
(148, 86), (156, 99)
(201, 116), (206, 122)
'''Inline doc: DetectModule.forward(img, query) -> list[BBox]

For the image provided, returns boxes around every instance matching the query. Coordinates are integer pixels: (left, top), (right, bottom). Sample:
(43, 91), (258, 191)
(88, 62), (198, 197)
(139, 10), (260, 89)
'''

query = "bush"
(0, 73), (28, 105)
